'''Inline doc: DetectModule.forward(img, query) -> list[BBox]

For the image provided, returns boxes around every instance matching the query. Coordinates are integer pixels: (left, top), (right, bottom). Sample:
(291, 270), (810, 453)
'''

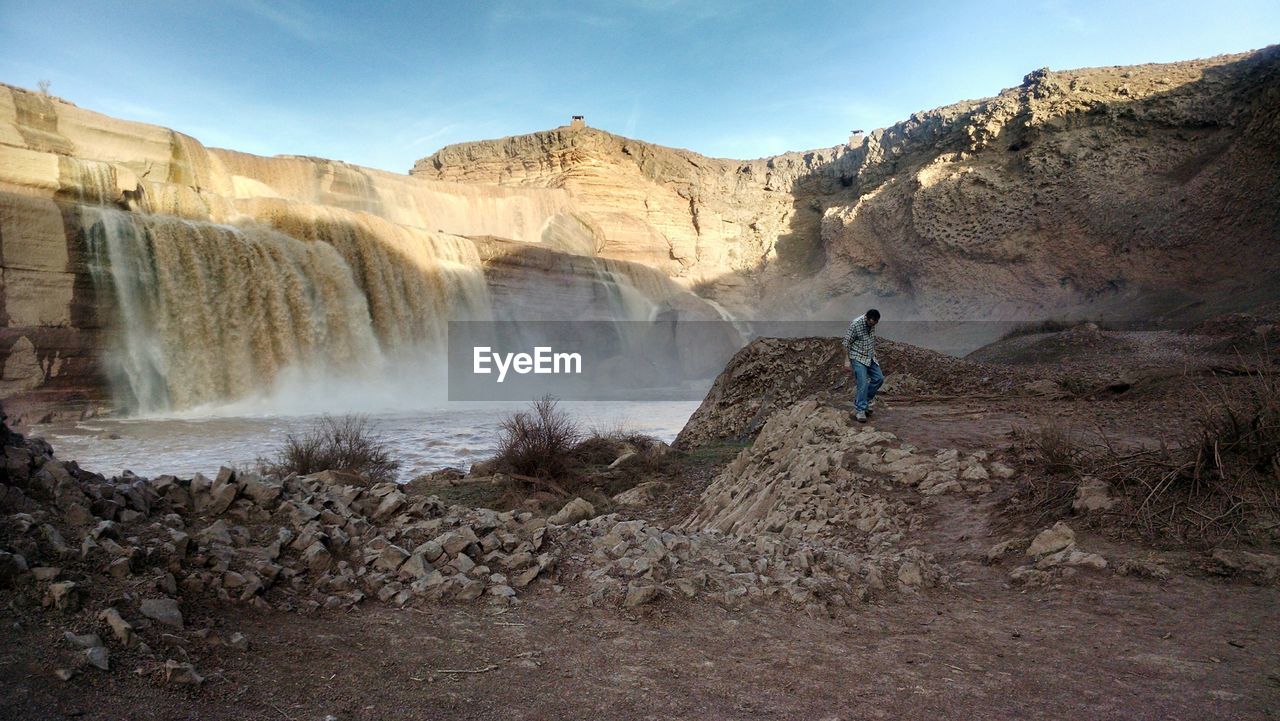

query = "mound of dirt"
(674, 336), (1037, 448)
(1186, 310), (1280, 356)
(966, 323), (1137, 365)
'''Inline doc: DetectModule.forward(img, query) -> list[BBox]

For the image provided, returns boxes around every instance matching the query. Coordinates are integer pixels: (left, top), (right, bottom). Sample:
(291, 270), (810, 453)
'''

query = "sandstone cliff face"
(418, 48), (1280, 322)
(4, 47), (1277, 421)
(801, 48), (1280, 321)
(413, 127), (846, 285)
(0, 86), (726, 422)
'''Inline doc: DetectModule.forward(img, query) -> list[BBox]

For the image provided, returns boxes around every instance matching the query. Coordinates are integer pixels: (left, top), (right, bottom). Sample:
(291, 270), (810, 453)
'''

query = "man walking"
(842, 308), (883, 423)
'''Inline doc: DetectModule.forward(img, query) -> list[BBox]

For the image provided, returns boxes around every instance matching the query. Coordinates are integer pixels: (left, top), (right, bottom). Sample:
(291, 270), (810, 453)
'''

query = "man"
(842, 308), (883, 423)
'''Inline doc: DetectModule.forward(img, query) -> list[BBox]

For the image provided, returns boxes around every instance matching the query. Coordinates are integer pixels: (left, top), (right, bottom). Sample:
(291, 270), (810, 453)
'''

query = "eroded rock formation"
(418, 48), (1280, 320)
(0, 86), (728, 422)
(3, 47), (1278, 422)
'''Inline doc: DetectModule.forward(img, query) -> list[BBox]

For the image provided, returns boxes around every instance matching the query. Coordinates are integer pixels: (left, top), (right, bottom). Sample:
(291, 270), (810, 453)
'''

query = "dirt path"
(5, 564), (1277, 720)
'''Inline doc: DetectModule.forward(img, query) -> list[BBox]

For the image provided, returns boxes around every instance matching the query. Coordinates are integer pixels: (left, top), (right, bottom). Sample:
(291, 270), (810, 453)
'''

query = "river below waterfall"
(31, 401), (701, 482)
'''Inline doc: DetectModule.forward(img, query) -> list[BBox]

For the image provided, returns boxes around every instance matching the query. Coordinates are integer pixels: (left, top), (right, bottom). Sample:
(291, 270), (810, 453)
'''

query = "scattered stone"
(84, 646), (110, 671)
(1073, 477), (1115, 512)
(612, 482), (669, 506)
(140, 597), (184, 629)
(987, 461), (1016, 479)
(1036, 548), (1108, 570)
(0, 551), (28, 587)
(897, 562), (923, 587)
(374, 544), (410, 573)
(624, 583), (660, 607)
(549, 498), (596, 525)
(47, 581), (83, 612)
(608, 451), (638, 469)
(1026, 522), (1075, 557)
(31, 566), (61, 582)
(1211, 549), (1280, 582)
(99, 608), (137, 647)
(63, 631), (104, 650)
(985, 538), (1025, 564)
(164, 659), (204, 686)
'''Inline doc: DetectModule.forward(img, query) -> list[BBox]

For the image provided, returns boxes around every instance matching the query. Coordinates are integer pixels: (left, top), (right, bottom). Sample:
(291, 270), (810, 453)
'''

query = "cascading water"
(592, 266), (659, 323)
(81, 191), (734, 416)
(83, 206), (389, 414)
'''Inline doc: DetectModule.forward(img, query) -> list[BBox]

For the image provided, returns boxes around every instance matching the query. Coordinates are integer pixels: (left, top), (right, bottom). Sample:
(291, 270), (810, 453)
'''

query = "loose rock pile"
(688, 400), (1011, 534)
(0, 426), (566, 684)
(1, 396), (1032, 683)
(562, 399), (1028, 612)
(986, 521), (1111, 587)
(675, 337), (1038, 449)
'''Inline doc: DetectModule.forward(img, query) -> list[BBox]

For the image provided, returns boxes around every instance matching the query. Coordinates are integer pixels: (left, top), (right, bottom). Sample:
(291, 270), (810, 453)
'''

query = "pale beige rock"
(1073, 477), (1116, 512)
(549, 498), (596, 525)
(1026, 522), (1076, 557)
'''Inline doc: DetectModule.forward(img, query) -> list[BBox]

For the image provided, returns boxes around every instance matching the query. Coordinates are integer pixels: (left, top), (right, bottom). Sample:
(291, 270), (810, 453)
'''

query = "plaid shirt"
(842, 314), (876, 367)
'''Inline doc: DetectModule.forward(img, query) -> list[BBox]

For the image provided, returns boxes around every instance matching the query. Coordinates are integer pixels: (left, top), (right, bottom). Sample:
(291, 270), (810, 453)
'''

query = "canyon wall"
(0, 86), (727, 423)
(416, 47), (1280, 322)
(3, 46), (1277, 422)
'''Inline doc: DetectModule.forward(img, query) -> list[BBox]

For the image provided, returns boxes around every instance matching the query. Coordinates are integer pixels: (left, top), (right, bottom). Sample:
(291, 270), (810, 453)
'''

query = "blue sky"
(2, 1), (1277, 172)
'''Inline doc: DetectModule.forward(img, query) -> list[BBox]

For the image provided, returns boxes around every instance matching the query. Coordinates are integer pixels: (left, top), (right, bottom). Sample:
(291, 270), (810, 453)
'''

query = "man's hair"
(866, 308), (881, 321)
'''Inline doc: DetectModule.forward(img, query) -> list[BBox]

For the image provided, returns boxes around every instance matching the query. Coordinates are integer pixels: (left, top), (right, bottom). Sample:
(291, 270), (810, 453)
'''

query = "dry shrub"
(1011, 424), (1088, 524)
(1017, 369), (1280, 548)
(487, 399), (678, 513)
(493, 395), (582, 479)
(260, 415), (401, 484)
(573, 419), (657, 466)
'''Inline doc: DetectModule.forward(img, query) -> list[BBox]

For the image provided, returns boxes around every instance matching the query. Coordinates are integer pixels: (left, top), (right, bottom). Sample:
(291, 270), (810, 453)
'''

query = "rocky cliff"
(414, 127), (842, 285)
(0, 86), (728, 423)
(417, 47), (1280, 322)
(4, 46), (1278, 422)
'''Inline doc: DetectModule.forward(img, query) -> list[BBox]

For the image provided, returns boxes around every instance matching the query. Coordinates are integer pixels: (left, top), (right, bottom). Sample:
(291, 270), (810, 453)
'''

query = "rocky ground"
(2, 322), (1279, 720)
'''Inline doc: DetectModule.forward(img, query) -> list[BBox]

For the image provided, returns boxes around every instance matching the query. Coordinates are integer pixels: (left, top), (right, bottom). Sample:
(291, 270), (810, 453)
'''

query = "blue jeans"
(852, 358), (883, 412)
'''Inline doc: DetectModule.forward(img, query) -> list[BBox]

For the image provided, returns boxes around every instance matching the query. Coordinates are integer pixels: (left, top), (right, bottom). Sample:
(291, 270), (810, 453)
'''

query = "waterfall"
(591, 266), (658, 322)
(241, 202), (493, 356)
(83, 207), (388, 414)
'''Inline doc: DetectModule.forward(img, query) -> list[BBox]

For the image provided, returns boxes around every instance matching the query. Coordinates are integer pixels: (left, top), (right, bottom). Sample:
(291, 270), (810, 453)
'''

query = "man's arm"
(842, 317), (865, 350)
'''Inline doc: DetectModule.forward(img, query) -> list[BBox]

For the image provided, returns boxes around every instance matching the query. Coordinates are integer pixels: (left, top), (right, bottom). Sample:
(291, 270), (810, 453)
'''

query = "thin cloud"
(226, 0), (326, 42)
(489, 2), (625, 28)
(408, 124), (461, 148)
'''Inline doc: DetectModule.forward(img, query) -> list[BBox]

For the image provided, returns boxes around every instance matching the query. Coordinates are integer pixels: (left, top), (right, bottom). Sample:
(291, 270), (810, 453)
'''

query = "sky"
(1, 1), (1277, 173)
